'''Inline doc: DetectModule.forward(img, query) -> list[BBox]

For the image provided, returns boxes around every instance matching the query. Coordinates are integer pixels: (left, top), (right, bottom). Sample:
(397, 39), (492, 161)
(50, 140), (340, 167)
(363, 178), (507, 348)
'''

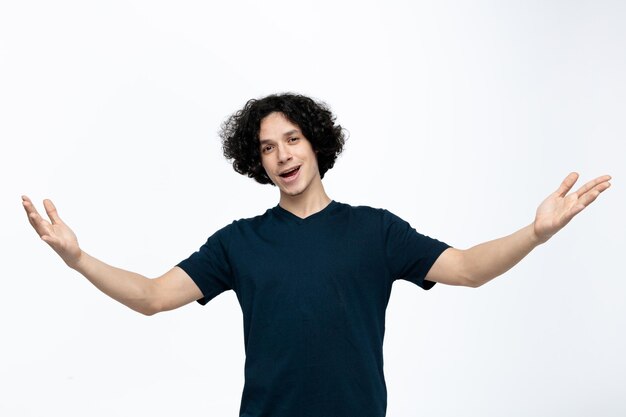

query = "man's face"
(259, 112), (321, 198)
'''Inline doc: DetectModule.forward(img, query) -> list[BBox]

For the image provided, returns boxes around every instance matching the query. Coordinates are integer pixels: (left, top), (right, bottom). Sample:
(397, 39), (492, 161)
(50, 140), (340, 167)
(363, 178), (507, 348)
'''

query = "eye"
(288, 137), (299, 143)
(261, 145), (274, 154)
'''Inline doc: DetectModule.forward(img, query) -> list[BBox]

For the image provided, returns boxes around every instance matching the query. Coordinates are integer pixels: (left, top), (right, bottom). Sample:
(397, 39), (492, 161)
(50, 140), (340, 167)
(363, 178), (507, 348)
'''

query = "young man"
(23, 93), (611, 417)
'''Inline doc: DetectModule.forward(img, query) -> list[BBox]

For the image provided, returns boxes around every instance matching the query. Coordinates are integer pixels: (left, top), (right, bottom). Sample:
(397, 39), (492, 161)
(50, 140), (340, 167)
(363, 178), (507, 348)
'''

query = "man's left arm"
(425, 172), (612, 288)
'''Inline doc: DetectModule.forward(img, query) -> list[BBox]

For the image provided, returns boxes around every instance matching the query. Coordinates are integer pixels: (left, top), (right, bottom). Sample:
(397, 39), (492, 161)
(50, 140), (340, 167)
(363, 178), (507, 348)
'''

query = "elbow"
(135, 287), (162, 316)
(459, 252), (483, 288)
(462, 266), (484, 287)
(139, 306), (158, 316)
(137, 278), (163, 316)
(465, 277), (483, 288)
(132, 303), (157, 316)
(139, 299), (162, 316)
(465, 272), (493, 288)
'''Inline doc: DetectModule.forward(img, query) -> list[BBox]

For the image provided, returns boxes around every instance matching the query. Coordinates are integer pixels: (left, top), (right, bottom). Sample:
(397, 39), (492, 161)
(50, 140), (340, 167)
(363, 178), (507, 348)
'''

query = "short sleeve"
(382, 209), (451, 290)
(176, 226), (234, 305)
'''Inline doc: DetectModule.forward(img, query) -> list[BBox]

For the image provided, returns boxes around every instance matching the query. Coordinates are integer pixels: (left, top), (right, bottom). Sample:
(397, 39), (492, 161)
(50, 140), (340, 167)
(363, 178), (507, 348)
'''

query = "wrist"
(67, 250), (86, 271)
(529, 223), (548, 246)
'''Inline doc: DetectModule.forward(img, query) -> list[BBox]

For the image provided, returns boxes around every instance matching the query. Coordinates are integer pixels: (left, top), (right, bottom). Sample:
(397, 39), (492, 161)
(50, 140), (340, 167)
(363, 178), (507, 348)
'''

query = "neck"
(278, 181), (331, 219)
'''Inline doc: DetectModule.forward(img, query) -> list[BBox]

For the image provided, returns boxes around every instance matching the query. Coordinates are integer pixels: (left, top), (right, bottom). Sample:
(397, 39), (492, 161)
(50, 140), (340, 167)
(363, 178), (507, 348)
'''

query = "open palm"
(22, 196), (82, 267)
(533, 172), (611, 244)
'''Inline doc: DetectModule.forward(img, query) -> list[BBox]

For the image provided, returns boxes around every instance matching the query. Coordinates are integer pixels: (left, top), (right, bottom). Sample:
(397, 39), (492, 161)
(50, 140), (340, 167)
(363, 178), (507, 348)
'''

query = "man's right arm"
(22, 195), (203, 315)
(72, 252), (202, 315)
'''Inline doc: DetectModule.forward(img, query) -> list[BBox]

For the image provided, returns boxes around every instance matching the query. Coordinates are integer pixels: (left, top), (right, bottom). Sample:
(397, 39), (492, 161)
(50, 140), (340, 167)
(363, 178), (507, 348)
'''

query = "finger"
(22, 197), (52, 238)
(555, 172), (579, 197)
(43, 199), (63, 225)
(22, 195), (37, 215)
(574, 174), (612, 198)
(22, 197), (44, 227)
(28, 211), (52, 238)
(577, 181), (611, 208)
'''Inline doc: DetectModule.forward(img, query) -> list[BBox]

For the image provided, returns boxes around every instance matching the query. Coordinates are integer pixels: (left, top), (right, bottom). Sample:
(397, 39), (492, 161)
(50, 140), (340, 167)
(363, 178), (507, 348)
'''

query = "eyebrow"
(259, 129), (301, 145)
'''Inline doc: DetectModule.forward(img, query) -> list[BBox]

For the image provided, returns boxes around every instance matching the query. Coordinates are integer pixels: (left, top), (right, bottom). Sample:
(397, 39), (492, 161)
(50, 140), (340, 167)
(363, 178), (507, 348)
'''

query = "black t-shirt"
(176, 200), (451, 417)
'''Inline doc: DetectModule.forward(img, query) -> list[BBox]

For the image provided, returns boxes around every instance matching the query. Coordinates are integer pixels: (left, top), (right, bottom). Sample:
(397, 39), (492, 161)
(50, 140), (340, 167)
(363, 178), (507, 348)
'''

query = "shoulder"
(335, 201), (402, 223)
(331, 202), (409, 235)
(233, 208), (272, 226)
(221, 208), (271, 230)
(218, 207), (284, 240)
(334, 201), (387, 217)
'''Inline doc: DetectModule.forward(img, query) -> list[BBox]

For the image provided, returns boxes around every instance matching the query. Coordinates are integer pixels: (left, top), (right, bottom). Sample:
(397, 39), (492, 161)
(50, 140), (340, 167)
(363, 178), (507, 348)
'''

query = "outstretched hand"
(22, 196), (82, 268)
(533, 172), (611, 244)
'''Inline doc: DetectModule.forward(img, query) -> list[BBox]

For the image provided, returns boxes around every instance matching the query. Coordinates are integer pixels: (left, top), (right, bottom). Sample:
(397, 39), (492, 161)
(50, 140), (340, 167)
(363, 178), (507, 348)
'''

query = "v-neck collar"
(273, 200), (338, 224)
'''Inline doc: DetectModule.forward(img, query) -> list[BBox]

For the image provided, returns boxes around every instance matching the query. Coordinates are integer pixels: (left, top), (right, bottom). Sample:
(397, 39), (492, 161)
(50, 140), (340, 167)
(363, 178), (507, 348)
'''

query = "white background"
(2, 1), (625, 416)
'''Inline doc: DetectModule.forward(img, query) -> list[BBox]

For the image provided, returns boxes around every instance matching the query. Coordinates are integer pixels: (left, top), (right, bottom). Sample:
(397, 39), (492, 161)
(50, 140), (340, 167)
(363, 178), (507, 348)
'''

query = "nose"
(277, 144), (292, 163)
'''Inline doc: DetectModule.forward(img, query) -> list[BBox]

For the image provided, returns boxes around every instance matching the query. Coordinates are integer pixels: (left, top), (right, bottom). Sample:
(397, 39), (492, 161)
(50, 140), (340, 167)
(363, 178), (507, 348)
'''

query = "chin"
(282, 187), (305, 197)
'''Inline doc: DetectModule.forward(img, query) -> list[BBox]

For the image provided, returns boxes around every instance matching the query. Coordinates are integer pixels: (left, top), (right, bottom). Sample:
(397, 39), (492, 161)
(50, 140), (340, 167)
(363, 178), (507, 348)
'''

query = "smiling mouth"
(279, 166), (300, 178)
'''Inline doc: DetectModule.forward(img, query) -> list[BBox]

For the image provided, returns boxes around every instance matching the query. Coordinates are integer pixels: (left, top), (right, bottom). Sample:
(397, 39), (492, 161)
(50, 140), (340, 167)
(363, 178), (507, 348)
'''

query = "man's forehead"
(259, 112), (301, 138)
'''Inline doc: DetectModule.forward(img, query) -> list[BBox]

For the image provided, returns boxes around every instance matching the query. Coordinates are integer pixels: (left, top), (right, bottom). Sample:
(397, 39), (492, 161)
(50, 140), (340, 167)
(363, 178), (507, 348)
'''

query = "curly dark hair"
(220, 93), (347, 185)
